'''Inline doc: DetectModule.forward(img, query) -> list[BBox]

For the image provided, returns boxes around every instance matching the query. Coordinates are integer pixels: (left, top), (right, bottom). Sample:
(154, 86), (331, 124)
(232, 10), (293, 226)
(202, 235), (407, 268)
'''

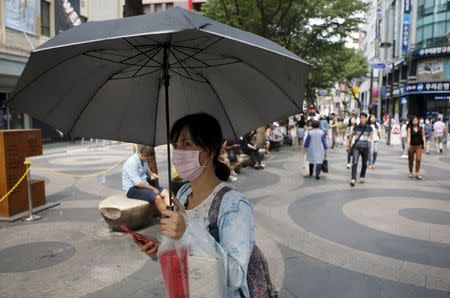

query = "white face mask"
(172, 149), (210, 181)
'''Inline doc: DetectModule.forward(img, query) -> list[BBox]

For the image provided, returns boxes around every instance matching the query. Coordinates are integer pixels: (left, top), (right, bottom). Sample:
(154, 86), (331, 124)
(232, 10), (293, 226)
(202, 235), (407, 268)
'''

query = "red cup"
(159, 248), (189, 298)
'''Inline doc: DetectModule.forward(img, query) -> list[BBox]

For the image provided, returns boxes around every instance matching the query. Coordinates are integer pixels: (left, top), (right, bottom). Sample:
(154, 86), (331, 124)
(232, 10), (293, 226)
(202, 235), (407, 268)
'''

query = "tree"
(202, 0), (368, 92)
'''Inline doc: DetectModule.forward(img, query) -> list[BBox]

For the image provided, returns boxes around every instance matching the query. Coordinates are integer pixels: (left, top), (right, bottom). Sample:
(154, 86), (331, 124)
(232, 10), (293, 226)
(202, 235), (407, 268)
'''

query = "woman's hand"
(134, 235), (160, 257)
(160, 196), (187, 240)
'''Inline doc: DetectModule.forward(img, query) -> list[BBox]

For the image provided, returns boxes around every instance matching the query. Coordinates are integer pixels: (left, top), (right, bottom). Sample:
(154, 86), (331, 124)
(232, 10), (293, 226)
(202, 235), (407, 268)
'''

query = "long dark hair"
(170, 113), (230, 181)
(408, 115), (421, 132)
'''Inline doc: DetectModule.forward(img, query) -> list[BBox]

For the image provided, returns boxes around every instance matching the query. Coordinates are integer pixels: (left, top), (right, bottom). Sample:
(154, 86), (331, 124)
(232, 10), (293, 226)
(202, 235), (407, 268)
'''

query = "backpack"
(208, 186), (279, 298)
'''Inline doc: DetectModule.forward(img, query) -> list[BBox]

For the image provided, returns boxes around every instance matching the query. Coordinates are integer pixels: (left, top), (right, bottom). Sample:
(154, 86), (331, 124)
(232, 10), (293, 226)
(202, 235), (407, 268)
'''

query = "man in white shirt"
(433, 117), (446, 153)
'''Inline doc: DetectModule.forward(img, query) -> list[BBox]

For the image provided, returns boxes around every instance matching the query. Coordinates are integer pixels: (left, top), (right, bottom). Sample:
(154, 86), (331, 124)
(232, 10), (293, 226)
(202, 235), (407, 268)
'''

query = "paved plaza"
(0, 141), (449, 297)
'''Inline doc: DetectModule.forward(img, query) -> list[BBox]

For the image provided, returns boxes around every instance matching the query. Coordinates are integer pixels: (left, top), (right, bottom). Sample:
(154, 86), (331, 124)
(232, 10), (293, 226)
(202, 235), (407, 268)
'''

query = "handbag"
(321, 159), (328, 173)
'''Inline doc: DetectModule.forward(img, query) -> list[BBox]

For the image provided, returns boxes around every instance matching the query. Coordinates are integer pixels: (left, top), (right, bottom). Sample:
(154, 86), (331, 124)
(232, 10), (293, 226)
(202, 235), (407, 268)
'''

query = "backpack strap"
(207, 186), (233, 243)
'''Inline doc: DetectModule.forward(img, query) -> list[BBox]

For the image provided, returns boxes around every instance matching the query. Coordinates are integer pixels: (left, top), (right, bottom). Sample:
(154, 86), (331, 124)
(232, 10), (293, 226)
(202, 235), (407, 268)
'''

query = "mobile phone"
(119, 225), (150, 245)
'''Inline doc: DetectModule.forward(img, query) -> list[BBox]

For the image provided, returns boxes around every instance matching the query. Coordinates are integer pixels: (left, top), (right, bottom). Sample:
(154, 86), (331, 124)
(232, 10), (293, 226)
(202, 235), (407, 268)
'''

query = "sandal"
(415, 175), (422, 180)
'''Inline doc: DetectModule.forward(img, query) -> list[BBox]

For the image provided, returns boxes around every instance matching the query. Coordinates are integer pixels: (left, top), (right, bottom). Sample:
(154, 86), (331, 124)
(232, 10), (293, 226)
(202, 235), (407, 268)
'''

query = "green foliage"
(202, 0), (368, 91)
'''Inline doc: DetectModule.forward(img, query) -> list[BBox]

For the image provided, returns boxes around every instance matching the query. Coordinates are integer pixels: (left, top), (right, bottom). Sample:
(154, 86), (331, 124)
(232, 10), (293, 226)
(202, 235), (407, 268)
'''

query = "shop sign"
(413, 46), (450, 58)
(434, 95), (450, 101)
(4, 0), (38, 35)
(406, 81), (450, 93)
(371, 62), (386, 69)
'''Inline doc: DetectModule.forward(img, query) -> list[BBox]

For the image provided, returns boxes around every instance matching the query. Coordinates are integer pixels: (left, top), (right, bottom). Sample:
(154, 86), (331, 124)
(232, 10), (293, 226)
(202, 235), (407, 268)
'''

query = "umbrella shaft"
(163, 46), (173, 206)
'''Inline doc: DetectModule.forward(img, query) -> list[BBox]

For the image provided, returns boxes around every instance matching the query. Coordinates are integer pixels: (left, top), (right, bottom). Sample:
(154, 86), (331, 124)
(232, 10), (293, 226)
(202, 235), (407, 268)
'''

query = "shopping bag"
(182, 215), (227, 298)
(158, 237), (189, 298)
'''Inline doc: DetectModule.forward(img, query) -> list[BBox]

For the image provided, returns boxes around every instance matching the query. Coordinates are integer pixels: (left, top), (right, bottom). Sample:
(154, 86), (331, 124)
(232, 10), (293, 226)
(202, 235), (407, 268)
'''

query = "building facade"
(0, 0), (124, 140)
(376, 0), (450, 120)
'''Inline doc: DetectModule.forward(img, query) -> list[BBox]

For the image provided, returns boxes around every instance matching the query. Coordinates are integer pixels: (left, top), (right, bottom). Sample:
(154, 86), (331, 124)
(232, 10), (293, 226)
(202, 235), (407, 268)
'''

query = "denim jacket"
(178, 182), (255, 298)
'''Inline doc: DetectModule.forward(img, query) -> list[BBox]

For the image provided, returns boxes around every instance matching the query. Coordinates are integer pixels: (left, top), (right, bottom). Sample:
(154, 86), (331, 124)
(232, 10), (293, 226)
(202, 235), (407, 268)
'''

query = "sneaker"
(315, 176), (320, 180)
(228, 176), (238, 182)
(231, 170), (238, 177)
(350, 179), (356, 187)
(346, 163), (351, 169)
(359, 177), (365, 184)
(260, 162), (266, 168)
(401, 154), (408, 159)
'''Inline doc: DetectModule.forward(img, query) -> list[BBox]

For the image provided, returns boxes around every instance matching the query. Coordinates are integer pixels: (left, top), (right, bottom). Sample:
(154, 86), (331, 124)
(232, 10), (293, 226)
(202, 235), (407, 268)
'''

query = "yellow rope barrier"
(0, 145), (137, 201)
(0, 162), (31, 204)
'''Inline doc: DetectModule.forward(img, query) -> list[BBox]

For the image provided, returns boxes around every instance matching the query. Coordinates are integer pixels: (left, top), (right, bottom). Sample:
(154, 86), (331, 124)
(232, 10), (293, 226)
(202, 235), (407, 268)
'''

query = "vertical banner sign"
(402, 0), (411, 53)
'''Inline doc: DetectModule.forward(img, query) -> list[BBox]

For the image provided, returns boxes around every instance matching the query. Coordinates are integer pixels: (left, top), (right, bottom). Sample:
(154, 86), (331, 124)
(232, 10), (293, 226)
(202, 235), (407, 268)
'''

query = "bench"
(99, 194), (156, 230)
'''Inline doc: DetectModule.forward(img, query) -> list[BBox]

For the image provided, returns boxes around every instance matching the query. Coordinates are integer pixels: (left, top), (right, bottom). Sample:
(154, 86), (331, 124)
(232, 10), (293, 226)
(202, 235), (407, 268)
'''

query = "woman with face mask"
(136, 113), (257, 297)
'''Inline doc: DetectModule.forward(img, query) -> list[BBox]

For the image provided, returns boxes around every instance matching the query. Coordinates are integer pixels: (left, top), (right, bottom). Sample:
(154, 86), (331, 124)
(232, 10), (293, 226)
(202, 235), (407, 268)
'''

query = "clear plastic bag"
(182, 216), (226, 298)
(157, 214), (227, 298)
(158, 237), (189, 298)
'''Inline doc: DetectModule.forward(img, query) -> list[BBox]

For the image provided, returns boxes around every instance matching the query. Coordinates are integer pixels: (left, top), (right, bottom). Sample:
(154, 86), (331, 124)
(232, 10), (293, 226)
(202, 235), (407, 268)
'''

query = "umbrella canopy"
(8, 7), (310, 146)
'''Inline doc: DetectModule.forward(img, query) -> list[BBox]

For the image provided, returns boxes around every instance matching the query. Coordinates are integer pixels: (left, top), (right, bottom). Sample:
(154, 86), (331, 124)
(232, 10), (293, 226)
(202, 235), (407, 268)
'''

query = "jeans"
(368, 141), (379, 165)
(352, 146), (369, 180)
(309, 163), (322, 177)
(127, 185), (163, 203)
(347, 151), (352, 164)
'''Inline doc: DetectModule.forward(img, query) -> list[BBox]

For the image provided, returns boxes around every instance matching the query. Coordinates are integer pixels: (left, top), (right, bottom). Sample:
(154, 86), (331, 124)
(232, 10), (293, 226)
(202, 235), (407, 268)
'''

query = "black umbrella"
(7, 7), (310, 196)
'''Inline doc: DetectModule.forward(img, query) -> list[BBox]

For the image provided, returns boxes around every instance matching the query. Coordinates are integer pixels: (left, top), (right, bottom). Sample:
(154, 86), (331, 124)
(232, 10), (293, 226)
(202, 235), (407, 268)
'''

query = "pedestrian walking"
(368, 114), (381, 169)
(433, 117), (446, 154)
(407, 116), (426, 180)
(348, 113), (374, 187)
(401, 119), (409, 158)
(424, 119), (433, 154)
(304, 120), (328, 180)
(345, 117), (356, 169)
(296, 114), (306, 148)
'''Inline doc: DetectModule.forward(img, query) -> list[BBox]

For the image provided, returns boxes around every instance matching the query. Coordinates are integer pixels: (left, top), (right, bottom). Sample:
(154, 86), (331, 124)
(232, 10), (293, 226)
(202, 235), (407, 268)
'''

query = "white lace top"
(185, 182), (227, 228)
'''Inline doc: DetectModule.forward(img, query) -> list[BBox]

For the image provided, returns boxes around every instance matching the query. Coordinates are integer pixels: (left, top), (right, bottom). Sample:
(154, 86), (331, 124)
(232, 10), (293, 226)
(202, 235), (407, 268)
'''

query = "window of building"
(166, 3), (174, 9)
(423, 15), (434, 25)
(143, 4), (151, 13)
(40, 0), (50, 36)
(435, 12), (447, 22)
(155, 3), (163, 12)
(423, 24), (433, 42)
(424, 1), (435, 15)
(435, 0), (448, 12)
(434, 21), (446, 36)
(416, 27), (424, 44)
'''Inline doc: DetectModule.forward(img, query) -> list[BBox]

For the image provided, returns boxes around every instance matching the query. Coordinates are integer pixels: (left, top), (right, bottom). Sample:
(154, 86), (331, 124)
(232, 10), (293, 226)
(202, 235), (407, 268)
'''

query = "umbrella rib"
(6, 53), (81, 103)
(197, 74), (238, 138)
(123, 38), (163, 66)
(170, 59), (241, 69)
(110, 68), (161, 81)
(170, 37), (224, 67)
(170, 47), (210, 68)
(67, 73), (115, 136)
(239, 59), (303, 111)
(168, 48), (193, 80)
(132, 47), (163, 77)
(153, 78), (163, 146)
(170, 68), (207, 83)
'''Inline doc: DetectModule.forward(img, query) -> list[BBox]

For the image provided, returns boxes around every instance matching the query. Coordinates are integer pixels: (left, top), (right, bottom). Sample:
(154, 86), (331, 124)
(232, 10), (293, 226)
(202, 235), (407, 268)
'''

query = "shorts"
(435, 136), (444, 143)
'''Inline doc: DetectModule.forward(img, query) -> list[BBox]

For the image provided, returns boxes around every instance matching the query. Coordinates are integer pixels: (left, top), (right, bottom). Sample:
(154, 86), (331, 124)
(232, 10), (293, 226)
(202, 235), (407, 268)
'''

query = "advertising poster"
(417, 58), (450, 81)
(4, 0), (38, 34)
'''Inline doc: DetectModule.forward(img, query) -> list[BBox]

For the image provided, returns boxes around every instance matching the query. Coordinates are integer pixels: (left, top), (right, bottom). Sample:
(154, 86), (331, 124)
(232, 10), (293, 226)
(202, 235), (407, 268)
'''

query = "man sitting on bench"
(122, 145), (169, 203)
